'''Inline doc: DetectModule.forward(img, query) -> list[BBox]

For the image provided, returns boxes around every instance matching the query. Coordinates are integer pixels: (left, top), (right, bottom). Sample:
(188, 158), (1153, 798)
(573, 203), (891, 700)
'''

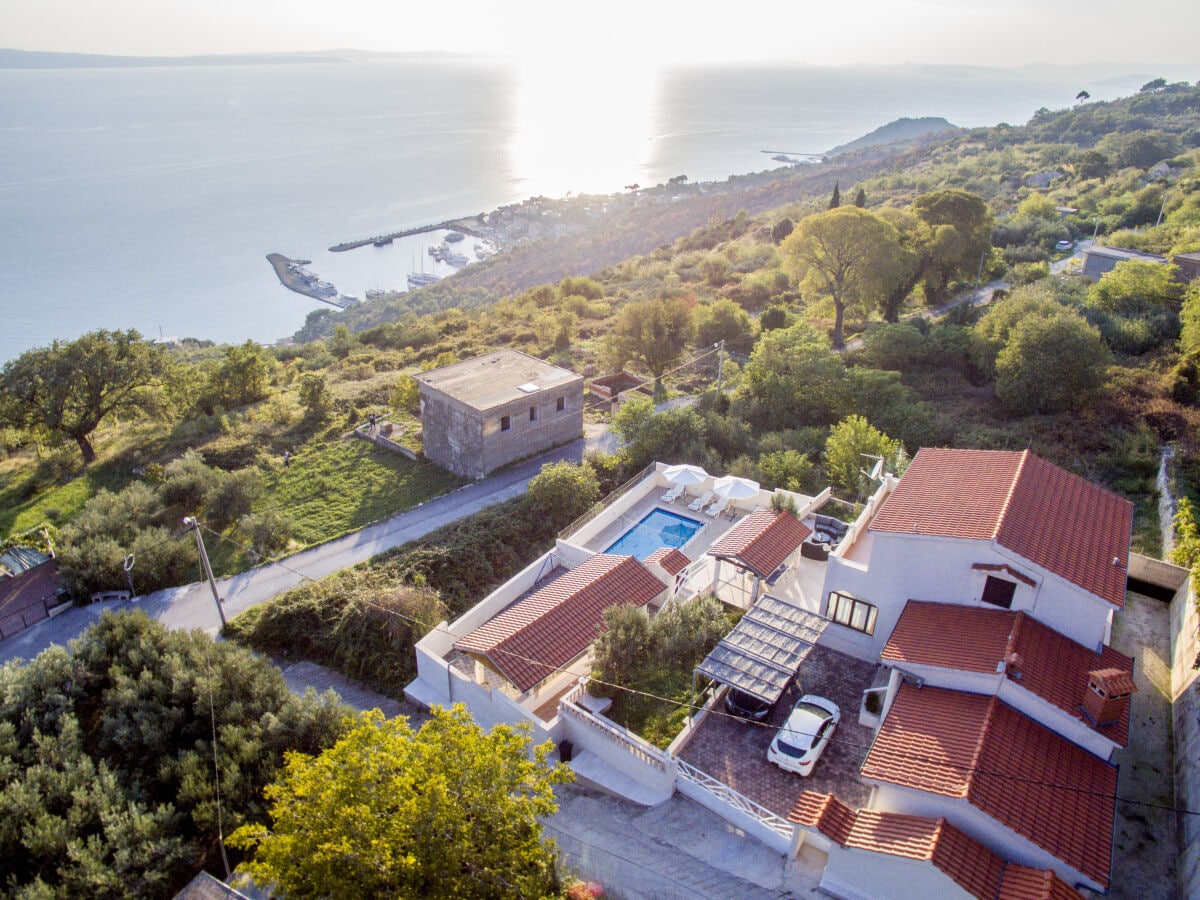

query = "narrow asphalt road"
(0, 439), (585, 664)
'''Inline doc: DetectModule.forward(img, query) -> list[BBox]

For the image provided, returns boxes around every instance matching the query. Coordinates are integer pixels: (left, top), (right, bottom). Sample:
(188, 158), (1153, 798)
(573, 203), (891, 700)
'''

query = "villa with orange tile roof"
(403, 454), (1139, 898)
(860, 683), (1118, 892)
(787, 794), (1085, 899)
(453, 554), (666, 694)
(817, 448), (1133, 661)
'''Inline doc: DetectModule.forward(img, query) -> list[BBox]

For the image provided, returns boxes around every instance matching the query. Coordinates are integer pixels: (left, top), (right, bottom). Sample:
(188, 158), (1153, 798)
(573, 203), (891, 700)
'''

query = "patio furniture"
(688, 490), (714, 511)
(705, 496), (730, 517)
(660, 483), (686, 504)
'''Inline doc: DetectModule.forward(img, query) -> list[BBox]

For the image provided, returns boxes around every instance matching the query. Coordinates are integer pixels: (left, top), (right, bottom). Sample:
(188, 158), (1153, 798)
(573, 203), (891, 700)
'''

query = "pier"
(266, 253), (355, 309)
(328, 216), (487, 252)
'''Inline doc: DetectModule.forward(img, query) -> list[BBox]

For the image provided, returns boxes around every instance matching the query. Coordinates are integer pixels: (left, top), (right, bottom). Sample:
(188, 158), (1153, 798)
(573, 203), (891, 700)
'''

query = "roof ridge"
(992, 449), (1029, 541)
(964, 695), (1001, 796)
(1005, 611), (1025, 661)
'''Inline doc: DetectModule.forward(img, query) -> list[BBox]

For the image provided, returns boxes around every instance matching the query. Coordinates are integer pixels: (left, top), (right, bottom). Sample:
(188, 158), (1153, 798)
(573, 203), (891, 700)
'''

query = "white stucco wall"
(820, 845), (973, 900)
(869, 782), (1101, 892)
(888, 662), (1118, 760)
(820, 532), (1115, 662)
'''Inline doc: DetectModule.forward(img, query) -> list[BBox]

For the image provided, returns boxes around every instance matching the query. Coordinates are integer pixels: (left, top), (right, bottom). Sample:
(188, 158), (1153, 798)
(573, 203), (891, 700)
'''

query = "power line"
(189, 523), (1199, 820)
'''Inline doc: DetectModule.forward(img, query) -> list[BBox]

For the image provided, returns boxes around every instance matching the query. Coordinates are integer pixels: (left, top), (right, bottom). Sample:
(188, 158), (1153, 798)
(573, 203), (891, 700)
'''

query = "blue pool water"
(605, 509), (704, 560)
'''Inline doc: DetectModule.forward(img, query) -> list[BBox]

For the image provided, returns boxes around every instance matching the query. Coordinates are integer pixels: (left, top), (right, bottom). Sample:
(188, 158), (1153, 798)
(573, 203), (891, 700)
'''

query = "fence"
(675, 758), (796, 854)
(559, 461), (656, 541)
(559, 692), (671, 775)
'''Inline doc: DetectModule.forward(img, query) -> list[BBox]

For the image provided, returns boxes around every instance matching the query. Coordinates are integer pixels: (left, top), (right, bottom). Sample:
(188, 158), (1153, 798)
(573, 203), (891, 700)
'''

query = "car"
(725, 687), (774, 722)
(1055, 239), (1075, 251)
(767, 694), (841, 775)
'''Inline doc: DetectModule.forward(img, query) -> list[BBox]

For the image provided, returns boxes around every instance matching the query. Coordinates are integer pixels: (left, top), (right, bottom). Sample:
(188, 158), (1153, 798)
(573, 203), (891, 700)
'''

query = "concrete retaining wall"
(1170, 574), (1200, 897)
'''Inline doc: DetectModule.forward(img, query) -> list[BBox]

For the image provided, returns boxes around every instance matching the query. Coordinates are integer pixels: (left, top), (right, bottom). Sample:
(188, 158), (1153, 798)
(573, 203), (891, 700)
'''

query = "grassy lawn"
(0, 474), (95, 536)
(258, 434), (463, 546)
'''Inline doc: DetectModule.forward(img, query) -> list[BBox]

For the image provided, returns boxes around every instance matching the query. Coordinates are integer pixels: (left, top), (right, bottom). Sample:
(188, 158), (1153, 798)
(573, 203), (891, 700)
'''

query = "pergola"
(695, 595), (825, 707)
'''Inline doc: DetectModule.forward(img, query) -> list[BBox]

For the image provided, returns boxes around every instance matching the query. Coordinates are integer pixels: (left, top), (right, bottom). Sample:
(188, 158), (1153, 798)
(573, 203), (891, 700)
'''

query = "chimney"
(1080, 668), (1137, 728)
(1003, 651), (1024, 680)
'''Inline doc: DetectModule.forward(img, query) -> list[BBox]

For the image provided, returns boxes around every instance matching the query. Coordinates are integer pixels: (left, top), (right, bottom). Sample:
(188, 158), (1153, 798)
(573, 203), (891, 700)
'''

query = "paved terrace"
(677, 644), (880, 818)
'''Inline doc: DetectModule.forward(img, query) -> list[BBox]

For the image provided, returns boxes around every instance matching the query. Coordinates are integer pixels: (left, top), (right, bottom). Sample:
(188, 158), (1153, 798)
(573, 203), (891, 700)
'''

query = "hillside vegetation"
(2, 79), (1200, 602)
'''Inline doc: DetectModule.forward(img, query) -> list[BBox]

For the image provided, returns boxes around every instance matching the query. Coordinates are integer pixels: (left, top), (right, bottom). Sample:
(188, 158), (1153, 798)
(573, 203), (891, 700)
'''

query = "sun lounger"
(705, 497), (730, 517)
(688, 490), (714, 511)
(660, 483), (686, 504)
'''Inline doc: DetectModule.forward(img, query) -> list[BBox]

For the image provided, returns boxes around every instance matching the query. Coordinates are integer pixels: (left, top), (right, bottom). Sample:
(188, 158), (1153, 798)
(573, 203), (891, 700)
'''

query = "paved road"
(0, 439), (586, 664)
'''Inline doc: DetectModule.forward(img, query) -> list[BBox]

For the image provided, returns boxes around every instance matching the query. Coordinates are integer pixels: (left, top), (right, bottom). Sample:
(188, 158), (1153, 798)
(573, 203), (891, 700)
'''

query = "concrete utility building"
(416, 349), (583, 479)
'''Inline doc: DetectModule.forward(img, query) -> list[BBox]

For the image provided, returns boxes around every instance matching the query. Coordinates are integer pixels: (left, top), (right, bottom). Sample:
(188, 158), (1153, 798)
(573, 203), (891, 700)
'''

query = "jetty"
(266, 253), (355, 309)
(328, 216), (487, 253)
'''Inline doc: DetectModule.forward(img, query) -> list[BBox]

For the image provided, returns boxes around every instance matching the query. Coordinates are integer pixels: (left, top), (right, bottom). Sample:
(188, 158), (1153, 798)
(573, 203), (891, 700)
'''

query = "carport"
(694, 595), (825, 709)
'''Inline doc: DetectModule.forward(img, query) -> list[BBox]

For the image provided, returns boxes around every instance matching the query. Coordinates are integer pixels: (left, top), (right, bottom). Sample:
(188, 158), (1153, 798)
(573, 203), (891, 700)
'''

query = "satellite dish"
(859, 454), (885, 482)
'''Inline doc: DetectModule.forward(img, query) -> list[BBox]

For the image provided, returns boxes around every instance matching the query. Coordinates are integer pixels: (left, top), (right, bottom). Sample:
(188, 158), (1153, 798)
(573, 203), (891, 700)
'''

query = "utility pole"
(183, 517), (226, 628)
(975, 250), (986, 295)
(714, 340), (725, 393)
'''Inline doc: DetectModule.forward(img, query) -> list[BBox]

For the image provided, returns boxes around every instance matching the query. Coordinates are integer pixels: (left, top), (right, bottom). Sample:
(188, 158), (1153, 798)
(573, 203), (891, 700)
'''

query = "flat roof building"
(415, 349), (584, 479)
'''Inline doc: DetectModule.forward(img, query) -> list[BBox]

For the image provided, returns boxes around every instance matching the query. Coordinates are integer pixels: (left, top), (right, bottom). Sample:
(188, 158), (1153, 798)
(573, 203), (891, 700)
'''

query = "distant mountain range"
(0, 48), (466, 68)
(825, 116), (959, 156)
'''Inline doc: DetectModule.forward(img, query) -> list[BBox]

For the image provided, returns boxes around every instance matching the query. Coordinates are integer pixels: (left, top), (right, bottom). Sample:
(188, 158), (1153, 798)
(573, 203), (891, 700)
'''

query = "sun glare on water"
(509, 58), (659, 198)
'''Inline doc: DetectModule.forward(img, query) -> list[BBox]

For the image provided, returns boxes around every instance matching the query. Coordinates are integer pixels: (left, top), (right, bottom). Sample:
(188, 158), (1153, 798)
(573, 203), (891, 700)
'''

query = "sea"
(0, 56), (1188, 364)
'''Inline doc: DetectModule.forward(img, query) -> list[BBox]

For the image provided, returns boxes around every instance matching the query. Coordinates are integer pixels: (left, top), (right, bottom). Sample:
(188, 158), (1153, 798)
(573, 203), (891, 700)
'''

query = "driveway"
(677, 645), (878, 817)
(0, 439), (587, 663)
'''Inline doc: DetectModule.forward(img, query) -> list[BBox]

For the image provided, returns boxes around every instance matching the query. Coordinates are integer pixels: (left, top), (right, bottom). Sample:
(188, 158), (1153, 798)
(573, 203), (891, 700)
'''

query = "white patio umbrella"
(662, 463), (709, 486)
(712, 475), (760, 500)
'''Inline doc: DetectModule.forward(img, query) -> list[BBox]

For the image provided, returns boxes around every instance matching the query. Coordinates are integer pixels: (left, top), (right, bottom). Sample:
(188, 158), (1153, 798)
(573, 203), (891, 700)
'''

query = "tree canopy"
(780, 207), (906, 347)
(611, 296), (695, 388)
(737, 322), (846, 429)
(0, 328), (167, 462)
(230, 706), (571, 899)
(0, 610), (347, 898)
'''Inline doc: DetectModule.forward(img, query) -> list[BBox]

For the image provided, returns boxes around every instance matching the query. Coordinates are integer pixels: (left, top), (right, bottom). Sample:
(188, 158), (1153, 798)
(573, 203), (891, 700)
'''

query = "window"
(556, 396), (565, 412)
(981, 576), (1016, 609)
(500, 415), (511, 432)
(529, 405), (538, 422)
(827, 592), (877, 635)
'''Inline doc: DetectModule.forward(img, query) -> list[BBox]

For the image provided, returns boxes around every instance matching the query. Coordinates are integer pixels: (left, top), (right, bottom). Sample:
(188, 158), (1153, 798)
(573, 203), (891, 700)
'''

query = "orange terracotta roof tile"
(644, 547), (691, 576)
(882, 600), (1016, 675)
(998, 864), (1086, 900)
(882, 601), (1133, 745)
(454, 554), (663, 692)
(861, 684), (1117, 888)
(788, 790), (856, 845)
(708, 509), (811, 578)
(870, 449), (1132, 607)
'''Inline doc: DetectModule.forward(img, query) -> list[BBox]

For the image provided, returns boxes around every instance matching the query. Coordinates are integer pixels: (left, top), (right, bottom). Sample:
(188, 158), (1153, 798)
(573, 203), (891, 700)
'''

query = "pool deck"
(576, 488), (745, 563)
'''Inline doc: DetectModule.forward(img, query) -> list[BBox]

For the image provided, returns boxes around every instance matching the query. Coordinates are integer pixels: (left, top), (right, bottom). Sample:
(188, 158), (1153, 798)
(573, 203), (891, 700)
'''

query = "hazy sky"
(3, 0), (1198, 67)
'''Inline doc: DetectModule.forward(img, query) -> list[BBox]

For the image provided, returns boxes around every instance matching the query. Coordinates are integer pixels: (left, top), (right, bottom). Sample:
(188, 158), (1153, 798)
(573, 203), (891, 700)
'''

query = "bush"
(591, 596), (735, 748)
(227, 572), (445, 694)
(0, 610), (348, 898)
(239, 509), (295, 559)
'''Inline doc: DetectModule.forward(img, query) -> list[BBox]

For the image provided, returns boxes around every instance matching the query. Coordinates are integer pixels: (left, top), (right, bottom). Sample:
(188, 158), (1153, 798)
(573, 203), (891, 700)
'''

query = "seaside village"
(393, 348), (1190, 899)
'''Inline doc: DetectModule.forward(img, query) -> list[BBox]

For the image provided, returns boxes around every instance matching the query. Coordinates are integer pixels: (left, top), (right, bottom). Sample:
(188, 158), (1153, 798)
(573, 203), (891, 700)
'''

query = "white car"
(767, 695), (840, 776)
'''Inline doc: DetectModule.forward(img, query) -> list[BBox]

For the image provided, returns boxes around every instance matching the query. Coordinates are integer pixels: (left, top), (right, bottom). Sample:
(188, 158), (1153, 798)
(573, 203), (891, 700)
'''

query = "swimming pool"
(605, 509), (704, 560)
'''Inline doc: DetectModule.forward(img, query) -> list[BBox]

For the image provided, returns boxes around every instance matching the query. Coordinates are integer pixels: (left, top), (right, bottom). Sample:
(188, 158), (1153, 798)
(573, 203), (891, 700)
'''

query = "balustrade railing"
(675, 759), (794, 839)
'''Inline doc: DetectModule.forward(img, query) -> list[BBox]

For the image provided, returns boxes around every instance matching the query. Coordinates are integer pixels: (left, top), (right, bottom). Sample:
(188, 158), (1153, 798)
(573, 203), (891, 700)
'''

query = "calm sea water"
(0, 58), (1165, 363)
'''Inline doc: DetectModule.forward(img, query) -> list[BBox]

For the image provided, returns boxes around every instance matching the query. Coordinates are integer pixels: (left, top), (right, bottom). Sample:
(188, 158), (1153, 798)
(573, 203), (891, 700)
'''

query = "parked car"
(767, 695), (840, 775)
(1055, 239), (1074, 251)
(725, 687), (774, 722)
